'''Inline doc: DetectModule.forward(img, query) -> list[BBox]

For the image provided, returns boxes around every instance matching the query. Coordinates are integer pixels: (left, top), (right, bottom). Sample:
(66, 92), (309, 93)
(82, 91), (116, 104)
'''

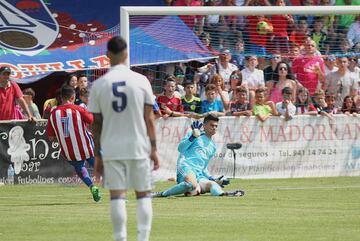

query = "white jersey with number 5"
(88, 64), (154, 161)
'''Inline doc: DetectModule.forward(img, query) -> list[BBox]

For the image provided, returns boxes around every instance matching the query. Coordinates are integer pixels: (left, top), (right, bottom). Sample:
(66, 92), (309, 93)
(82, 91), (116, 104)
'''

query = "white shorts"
(103, 159), (152, 192)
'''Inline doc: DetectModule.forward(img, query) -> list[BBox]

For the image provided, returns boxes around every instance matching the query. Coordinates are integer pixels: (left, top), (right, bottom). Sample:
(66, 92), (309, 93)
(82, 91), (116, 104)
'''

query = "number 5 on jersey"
(112, 81), (127, 112)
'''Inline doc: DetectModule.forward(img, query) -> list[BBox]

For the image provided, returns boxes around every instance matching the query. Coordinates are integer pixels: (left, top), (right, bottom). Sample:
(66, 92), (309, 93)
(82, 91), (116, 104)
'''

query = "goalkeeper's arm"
(178, 121), (203, 153)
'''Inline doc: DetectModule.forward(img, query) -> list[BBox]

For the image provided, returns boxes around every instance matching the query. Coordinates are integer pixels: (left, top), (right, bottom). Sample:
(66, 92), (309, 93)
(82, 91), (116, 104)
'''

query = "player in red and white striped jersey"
(47, 85), (101, 202)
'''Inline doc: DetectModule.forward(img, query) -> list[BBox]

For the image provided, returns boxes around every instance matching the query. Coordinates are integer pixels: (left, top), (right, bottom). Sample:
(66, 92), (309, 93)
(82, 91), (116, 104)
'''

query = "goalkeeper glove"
(189, 121), (203, 141)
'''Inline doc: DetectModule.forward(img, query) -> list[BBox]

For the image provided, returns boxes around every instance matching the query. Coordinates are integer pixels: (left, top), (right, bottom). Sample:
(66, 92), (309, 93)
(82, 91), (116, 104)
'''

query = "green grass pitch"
(0, 177), (359, 241)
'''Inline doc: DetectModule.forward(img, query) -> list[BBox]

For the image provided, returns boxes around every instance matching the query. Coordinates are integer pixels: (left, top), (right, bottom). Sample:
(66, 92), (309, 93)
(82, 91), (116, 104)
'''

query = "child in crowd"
(22, 88), (41, 119)
(43, 88), (62, 119)
(181, 80), (202, 118)
(201, 84), (225, 117)
(295, 87), (317, 115)
(253, 87), (277, 122)
(275, 87), (296, 121)
(228, 86), (252, 117)
(341, 95), (358, 116)
(157, 79), (185, 117)
(78, 88), (89, 109)
(323, 92), (338, 114)
(312, 89), (334, 121)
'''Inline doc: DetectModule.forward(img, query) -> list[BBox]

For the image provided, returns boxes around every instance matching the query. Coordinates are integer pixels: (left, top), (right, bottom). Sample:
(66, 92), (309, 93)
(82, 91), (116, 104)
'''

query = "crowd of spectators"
(1, 0), (360, 122)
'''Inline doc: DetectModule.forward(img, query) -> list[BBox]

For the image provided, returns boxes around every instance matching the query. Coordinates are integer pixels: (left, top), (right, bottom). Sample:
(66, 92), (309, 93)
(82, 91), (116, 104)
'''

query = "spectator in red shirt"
(0, 66), (34, 121)
(157, 79), (185, 117)
(289, 16), (309, 48)
(246, 15), (273, 67)
(270, 0), (294, 54)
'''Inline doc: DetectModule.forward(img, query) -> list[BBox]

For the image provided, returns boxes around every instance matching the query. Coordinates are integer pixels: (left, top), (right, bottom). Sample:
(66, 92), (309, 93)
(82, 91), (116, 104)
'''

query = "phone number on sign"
(279, 149), (337, 157)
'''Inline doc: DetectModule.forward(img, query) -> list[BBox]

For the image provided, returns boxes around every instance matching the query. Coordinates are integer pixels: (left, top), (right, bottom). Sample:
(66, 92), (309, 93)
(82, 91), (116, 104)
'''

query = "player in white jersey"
(88, 36), (160, 241)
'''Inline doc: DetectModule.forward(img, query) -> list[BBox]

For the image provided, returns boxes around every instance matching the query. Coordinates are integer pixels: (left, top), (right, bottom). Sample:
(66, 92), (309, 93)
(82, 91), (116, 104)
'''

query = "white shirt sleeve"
(88, 80), (101, 113)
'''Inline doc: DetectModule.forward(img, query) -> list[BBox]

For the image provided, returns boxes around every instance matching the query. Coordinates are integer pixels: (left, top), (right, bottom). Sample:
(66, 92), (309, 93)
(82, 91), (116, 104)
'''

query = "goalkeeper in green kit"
(152, 114), (244, 197)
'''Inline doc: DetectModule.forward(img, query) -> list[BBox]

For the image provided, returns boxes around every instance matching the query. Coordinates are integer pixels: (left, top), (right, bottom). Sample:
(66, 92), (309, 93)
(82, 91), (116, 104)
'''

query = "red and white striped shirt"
(47, 103), (94, 161)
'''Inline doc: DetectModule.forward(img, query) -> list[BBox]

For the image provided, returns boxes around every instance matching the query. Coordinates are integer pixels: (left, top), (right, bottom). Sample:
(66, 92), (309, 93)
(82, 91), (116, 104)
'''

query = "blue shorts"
(176, 165), (205, 183)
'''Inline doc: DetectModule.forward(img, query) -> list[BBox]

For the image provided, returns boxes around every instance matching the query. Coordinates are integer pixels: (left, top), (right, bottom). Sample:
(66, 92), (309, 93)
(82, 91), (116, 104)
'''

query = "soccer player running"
(88, 36), (160, 241)
(47, 85), (101, 202)
(153, 114), (244, 198)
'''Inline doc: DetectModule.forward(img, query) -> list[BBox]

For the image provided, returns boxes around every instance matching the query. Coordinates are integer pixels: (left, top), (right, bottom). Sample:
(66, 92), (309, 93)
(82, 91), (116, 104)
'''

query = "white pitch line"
(248, 185), (360, 192)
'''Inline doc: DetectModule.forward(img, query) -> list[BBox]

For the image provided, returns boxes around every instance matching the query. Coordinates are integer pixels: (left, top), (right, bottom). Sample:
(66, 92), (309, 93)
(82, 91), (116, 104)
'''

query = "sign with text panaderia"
(153, 115), (360, 181)
(0, 120), (78, 184)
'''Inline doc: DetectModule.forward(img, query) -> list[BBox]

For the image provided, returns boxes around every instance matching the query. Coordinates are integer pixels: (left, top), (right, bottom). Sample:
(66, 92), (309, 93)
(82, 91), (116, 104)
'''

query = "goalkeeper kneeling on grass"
(153, 114), (244, 198)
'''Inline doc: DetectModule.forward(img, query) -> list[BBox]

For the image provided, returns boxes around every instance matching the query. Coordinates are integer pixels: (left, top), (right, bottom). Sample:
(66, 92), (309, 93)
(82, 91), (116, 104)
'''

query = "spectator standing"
(292, 39), (325, 96)
(325, 56), (358, 108)
(270, 0), (294, 54)
(309, 17), (329, 54)
(241, 55), (265, 105)
(76, 74), (88, 105)
(347, 15), (360, 48)
(22, 88), (41, 119)
(269, 62), (297, 103)
(0, 67), (34, 121)
(88, 36), (160, 241)
(264, 53), (282, 89)
(323, 55), (338, 76)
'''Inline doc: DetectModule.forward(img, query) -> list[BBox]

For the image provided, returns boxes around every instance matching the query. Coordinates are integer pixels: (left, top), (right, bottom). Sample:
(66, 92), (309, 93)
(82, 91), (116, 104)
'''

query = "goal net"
(120, 6), (360, 180)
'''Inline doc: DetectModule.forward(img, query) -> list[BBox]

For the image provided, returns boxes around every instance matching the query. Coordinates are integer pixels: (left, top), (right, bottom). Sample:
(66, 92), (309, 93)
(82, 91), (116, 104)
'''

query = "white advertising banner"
(153, 115), (360, 181)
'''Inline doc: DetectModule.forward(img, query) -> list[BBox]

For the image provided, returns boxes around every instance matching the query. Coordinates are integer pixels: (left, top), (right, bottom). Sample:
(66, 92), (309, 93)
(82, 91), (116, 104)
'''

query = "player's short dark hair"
(204, 113), (219, 123)
(78, 73), (87, 79)
(61, 85), (75, 100)
(107, 36), (127, 55)
(255, 87), (266, 94)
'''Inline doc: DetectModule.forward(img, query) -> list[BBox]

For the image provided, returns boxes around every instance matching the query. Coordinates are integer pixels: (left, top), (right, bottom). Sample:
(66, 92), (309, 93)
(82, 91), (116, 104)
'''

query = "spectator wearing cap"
(324, 55), (338, 76)
(22, 88), (41, 119)
(197, 48), (238, 91)
(0, 67), (34, 121)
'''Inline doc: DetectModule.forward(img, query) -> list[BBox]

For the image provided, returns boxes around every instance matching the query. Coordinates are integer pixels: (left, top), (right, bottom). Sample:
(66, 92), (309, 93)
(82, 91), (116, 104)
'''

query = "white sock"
(111, 198), (127, 241)
(136, 197), (152, 241)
